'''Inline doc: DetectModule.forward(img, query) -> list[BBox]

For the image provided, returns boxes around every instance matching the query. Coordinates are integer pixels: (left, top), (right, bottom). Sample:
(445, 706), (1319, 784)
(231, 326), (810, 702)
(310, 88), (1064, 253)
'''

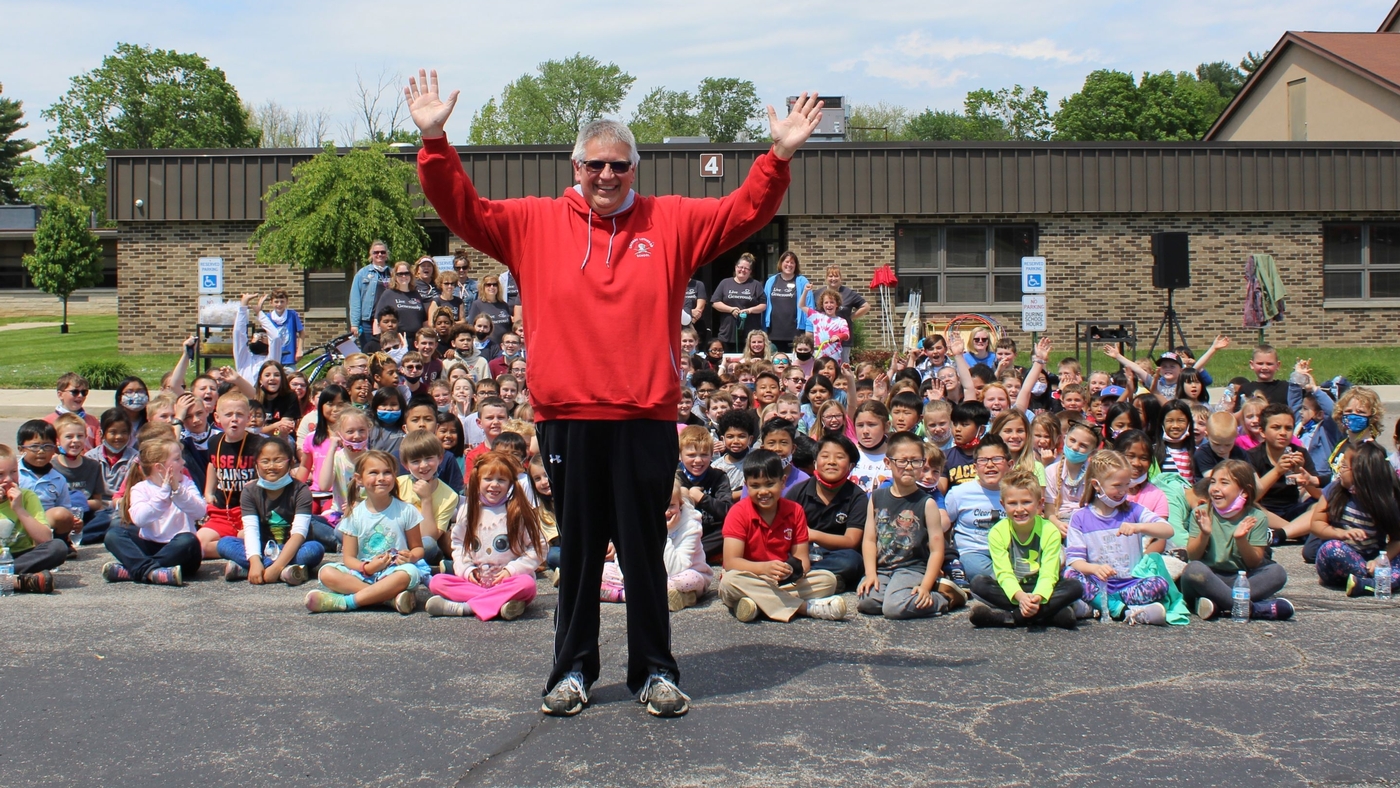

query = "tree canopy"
(249, 143), (427, 272)
(22, 195), (103, 331)
(0, 83), (36, 204)
(1053, 69), (1229, 141)
(469, 55), (635, 145)
(31, 43), (257, 217)
(630, 77), (763, 143)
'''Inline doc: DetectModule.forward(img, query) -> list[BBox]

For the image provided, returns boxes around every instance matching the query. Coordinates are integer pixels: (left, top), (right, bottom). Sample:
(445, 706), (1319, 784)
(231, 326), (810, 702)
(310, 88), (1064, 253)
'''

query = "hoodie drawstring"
(579, 210), (620, 271)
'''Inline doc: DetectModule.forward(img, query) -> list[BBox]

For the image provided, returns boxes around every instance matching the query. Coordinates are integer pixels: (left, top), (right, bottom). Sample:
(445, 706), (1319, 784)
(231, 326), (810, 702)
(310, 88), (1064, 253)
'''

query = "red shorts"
(202, 506), (241, 539)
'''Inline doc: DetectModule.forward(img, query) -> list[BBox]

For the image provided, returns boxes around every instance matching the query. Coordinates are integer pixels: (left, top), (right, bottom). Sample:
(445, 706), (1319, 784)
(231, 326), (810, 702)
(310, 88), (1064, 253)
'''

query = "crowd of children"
(6, 287), (1396, 638)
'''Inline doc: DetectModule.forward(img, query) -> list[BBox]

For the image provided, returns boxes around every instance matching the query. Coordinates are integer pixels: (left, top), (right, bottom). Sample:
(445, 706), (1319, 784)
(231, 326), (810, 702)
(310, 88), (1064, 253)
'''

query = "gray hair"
(572, 119), (640, 166)
(369, 239), (388, 252)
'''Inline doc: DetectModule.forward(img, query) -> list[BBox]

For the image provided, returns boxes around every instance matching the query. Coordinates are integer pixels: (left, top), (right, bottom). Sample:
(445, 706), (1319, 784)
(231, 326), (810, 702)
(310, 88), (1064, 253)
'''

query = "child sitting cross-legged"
(306, 450), (430, 615)
(396, 430), (458, 568)
(856, 431), (967, 619)
(102, 438), (204, 586)
(424, 451), (542, 620)
(16, 420), (80, 551)
(969, 469), (1082, 628)
(0, 444), (65, 592)
(661, 479), (713, 612)
(1063, 451), (1177, 625)
(218, 436), (323, 586)
(718, 449), (848, 623)
(1311, 442), (1400, 597)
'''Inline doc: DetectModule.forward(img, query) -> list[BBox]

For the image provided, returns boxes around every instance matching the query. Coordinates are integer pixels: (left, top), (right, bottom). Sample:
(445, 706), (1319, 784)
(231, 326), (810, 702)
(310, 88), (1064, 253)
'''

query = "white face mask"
(1131, 472), (1148, 486)
(1031, 379), (1048, 396)
(1096, 482), (1127, 507)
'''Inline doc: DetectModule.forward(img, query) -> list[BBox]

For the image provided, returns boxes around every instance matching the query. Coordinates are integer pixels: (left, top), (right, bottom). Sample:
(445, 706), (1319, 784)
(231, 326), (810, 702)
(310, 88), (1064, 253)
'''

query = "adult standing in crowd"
(711, 253), (765, 352)
(412, 256), (441, 302)
(684, 276), (709, 338)
(451, 251), (478, 318)
(824, 265), (870, 325)
(467, 276), (514, 344)
(349, 240), (392, 342)
(373, 260), (428, 339)
(763, 250), (813, 353)
(408, 68), (824, 719)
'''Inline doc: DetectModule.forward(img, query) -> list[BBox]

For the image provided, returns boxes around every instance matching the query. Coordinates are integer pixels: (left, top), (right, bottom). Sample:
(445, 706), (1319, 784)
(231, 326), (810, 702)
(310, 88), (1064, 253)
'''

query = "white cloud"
(895, 32), (1096, 64)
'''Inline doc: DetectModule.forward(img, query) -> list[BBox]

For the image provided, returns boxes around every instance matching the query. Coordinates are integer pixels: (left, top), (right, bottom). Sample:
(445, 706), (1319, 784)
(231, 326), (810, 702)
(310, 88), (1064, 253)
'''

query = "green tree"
(847, 101), (909, 141)
(22, 196), (103, 333)
(1137, 71), (1228, 141)
(35, 43), (258, 218)
(965, 85), (1051, 141)
(0, 83), (36, 204)
(904, 108), (1007, 141)
(468, 54), (635, 144)
(1053, 70), (1144, 140)
(249, 143), (428, 274)
(1195, 60), (1247, 101)
(1054, 69), (1226, 141)
(1241, 50), (1270, 75)
(695, 77), (762, 142)
(629, 87), (700, 143)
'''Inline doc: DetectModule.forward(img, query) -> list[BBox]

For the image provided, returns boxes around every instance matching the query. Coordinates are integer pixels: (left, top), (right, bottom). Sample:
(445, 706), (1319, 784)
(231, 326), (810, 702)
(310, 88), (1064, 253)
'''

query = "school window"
(304, 268), (351, 313)
(1323, 223), (1400, 300)
(894, 224), (1035, 306)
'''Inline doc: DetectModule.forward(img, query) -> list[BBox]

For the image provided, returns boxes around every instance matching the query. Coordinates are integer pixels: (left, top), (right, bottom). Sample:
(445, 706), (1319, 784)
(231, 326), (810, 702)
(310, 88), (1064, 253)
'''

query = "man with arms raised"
(407, 69), (824, 718)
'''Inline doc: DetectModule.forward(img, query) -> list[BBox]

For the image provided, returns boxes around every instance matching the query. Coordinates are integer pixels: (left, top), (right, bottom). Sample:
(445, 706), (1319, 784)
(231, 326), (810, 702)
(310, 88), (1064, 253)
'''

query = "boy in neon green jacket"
(969, 468), (1082, 628)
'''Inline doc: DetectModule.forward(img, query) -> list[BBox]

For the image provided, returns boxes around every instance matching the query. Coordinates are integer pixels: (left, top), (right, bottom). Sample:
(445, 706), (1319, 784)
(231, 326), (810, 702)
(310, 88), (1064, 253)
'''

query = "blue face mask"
(1063, 446), (1090, 464)
(257, 473), (293, 490)
(377, 409), (402, 426)
(1344, 413), (1370, 433)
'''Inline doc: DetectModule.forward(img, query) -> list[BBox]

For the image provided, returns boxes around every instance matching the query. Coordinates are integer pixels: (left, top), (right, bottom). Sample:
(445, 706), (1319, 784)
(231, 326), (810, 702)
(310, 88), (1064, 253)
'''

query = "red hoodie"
(417, 136), (791, 422)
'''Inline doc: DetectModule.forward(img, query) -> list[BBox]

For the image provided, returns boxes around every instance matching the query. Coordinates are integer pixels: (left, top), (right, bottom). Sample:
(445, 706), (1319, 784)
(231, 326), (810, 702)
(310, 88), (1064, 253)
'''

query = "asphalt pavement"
(4, 542), (1400, 788)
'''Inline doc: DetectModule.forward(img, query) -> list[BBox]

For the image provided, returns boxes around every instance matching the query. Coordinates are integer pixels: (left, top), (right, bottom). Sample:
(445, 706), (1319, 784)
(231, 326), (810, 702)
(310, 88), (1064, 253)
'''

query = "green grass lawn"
(0, 315), (179, 389)
(1038, 347), (1400, 385)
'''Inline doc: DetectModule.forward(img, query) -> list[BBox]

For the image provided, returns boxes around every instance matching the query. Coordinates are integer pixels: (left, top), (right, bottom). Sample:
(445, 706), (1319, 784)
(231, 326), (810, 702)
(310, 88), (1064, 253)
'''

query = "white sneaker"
(425, 595), (470, 617)
(1072, 599), (1096, 620)
(1125, 602), (1167, 626)
(805, 595), (848, 621)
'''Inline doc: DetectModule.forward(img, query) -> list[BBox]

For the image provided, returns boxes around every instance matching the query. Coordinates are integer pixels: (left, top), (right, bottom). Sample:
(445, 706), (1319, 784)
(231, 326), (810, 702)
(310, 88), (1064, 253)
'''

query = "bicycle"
(296, 333), (355, 385)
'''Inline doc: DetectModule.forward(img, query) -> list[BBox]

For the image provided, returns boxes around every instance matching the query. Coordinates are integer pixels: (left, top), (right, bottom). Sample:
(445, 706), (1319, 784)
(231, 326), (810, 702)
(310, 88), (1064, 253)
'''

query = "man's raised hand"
(768, 91), (825, 160)
(404, 69), (460, 139)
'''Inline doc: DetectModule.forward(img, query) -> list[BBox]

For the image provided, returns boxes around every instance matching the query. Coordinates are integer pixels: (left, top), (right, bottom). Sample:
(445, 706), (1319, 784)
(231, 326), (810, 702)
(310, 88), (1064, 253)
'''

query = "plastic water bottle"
(1231, 570), (1251, 622)
(1375, 557), (1392, 602)
(264, 540), (281, 562)
(0, 547), (13, 597)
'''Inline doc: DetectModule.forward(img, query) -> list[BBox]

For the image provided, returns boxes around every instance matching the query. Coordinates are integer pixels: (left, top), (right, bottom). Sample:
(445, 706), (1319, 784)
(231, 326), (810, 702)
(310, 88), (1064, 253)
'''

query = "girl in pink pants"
(425, 452), (544, 621)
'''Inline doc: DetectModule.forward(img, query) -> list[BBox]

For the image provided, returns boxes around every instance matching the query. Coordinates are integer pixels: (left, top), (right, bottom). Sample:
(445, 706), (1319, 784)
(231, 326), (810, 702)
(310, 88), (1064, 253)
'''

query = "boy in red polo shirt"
(719, 449), (848, 623)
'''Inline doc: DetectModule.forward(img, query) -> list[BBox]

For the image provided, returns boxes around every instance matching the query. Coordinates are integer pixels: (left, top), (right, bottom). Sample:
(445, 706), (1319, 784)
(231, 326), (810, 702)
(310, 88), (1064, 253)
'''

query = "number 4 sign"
(699, 153), (724, 178)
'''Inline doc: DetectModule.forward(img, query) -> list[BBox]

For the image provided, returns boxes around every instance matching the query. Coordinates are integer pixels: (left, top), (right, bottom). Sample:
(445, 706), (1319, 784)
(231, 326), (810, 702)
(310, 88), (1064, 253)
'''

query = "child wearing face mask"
(1063, 451), (1176, 626)
(921, 400), (955, 454)
(321, 409), (373, 524)
(1043, 420), (1099, 535)
(218, 437), (322, 585)
(425, 452), (542, 620)
(1179, 460), (1293, 621)
(87, 410), (137, 510)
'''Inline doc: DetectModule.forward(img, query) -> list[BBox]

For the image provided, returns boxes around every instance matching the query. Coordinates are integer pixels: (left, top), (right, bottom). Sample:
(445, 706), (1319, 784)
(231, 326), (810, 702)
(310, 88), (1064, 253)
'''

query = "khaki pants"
(718, 569), (838, 622)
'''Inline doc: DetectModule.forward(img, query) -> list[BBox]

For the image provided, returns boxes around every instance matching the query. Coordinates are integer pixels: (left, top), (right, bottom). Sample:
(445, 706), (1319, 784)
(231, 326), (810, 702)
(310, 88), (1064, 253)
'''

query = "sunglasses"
(454, 266), (468, 272)
(395, 271), (411, 277)
(581, 160), (633, 174)
(63, 389), (90, 397)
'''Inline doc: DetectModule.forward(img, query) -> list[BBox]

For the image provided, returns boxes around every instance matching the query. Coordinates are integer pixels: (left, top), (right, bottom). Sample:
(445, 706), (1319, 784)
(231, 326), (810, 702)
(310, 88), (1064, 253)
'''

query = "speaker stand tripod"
(1147, 288), (1192, 359)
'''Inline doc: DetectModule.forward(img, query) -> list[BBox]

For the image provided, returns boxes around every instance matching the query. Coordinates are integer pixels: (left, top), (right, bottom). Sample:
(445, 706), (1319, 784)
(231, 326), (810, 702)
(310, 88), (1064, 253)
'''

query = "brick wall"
(119, 211), (1396, 357)
(787, 211), (1396, 354)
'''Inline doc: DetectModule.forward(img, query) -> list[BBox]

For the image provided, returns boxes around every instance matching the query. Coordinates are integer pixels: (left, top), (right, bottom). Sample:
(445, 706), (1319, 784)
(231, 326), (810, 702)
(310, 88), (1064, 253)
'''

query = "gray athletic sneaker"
(393, 590), (416, 615)
(541, 672), (590, 717)
(223, 561), (247, 582)
(1125, 602), (1168, 626)
(279, 564), (308, 586)
(637, 673), (691, 717)
(425, 595), (470, 617)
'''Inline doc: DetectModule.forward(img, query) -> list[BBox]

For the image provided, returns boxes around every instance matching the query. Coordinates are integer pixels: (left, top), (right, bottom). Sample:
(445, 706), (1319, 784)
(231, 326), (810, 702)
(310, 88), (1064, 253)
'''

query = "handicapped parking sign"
(198, 256), (224, 295)
(1021, 257), (1046, 294)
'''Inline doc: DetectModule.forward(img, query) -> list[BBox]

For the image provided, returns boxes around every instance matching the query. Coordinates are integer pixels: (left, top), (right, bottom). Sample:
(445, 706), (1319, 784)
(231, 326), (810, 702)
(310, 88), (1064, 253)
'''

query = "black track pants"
(538, 419), (680, 695)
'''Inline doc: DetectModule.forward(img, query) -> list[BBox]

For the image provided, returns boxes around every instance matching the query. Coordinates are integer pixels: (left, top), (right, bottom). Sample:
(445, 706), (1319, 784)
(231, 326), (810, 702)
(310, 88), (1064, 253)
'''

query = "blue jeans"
(959, 550), (994, 581)
(75, 508), (113, 546)
(308, 516), (341, 552)
(216, 536), (325, 570)
(809, 545), (864, 591)
(547, 544), (561, 570)
(104, 527), (201, 580)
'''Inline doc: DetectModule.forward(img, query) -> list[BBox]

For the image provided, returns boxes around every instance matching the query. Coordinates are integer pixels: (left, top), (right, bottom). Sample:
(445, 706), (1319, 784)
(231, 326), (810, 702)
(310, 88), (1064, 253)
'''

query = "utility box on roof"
(786, 95), (847, 141)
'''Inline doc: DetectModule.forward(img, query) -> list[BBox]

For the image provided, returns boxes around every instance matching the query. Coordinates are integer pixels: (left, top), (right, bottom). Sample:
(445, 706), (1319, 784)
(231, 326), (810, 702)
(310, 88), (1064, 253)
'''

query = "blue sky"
(1, 0), (1391, 150)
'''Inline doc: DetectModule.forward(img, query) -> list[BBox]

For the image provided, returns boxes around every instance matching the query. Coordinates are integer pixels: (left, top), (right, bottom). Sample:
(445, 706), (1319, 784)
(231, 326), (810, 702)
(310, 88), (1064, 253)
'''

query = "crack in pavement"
(454, 713), (552, 788)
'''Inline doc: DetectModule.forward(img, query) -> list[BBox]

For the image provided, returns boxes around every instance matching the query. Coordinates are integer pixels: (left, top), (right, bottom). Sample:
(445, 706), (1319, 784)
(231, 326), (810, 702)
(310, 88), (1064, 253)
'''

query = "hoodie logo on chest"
(629, 237), (655, 259)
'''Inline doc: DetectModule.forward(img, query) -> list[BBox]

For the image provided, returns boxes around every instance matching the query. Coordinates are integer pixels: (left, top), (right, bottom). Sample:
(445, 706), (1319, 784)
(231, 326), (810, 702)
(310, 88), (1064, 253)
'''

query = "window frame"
(893, 223), (1036, 307)
(1322, 221), (1400, 302)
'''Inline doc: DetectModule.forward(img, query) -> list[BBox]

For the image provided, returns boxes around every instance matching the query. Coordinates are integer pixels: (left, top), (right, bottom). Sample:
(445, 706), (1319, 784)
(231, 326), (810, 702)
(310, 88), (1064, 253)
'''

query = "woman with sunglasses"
(372, 261), (428, 340)
(466, 274), (513, 345)
(961, 327), (997, 369)
(350, 240), (393, 342)
(432, 270), (465, 323)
